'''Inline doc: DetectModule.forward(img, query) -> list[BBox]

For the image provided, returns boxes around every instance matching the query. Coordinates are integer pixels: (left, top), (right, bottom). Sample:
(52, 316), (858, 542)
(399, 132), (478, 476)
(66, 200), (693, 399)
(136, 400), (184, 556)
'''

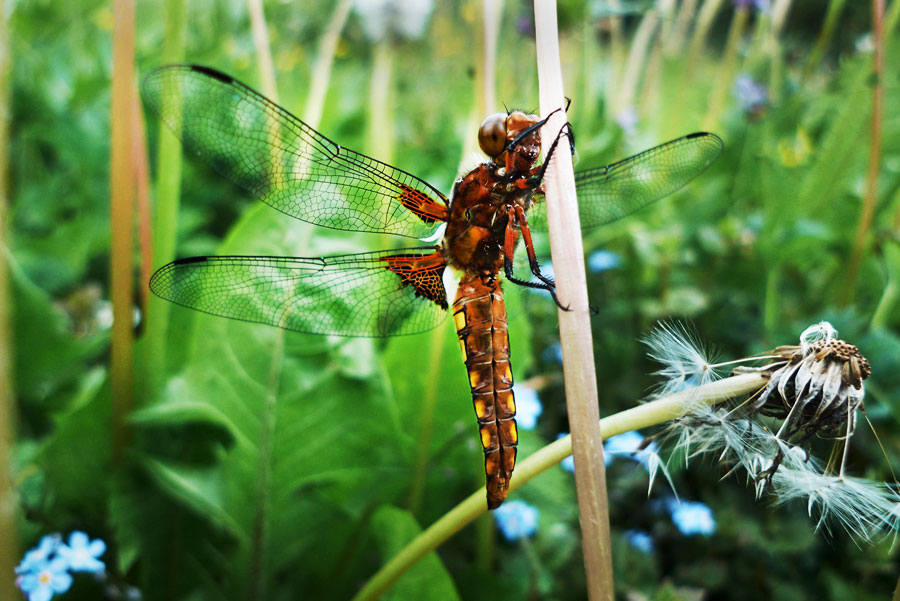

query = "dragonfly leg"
(503, 206), (569, 311)
(512, 204), (555, 287)
(504, 105), (565, 156)
(504, 258), (568, 311)
(519, 121), (575, 190)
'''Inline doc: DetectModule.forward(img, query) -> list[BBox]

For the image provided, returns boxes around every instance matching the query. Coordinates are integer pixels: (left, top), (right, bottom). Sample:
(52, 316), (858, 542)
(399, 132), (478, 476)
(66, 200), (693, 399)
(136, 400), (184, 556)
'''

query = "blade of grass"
(614, 6), (659, 122)
(367, 40), (395, 162)
(665, 0), (699, 55)
(248, 0), (278, 101)
(304, 0), (351, 128)
(131, 84), (152, 352)
(534, 3), (613, 599)
(482, 0), (503, 114)
(246, 6), (280, 599)
(110, 0), (137, 463)
(870, 238), (900, 329)
(143, 0), (186, 397)
(0, 0), (20, 595)
(702, 4), (750, 131)
(802, 0), (847, 78)
(841, 0), (885, 306)
(685, 0), (725, 79)
(351, 373), (767, 601)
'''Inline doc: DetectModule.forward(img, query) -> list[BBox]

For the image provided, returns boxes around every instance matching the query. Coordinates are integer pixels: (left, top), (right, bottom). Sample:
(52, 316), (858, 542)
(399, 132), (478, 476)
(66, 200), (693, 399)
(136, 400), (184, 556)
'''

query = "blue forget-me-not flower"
(17, 557), (73, 601)
(513, 384), (542, 430)
(625, 529), (655, 553)
(493, 500), (539, 541)
(57, 531), (106, 573)
(588, 249), (621, 273)
(668, 499), (716, 536)
(603, 431), (658, 468)
(15, 531), (107, 601)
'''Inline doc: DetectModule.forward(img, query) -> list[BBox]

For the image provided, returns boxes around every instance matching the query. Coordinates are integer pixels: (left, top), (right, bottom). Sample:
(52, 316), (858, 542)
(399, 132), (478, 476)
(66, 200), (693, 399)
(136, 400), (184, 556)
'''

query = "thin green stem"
(143, 0), (186, 398)
(703, 5), (749, 131)
(803, 0), (847, 77)
(841, 0), (884, 306)
(350, 373), (767, 601)
(614, 8), (659, 119)
(870, 238), (900, 329)
(685, 0), (725, 79)
(406, 326), (445, 514)
(303, 0), (351, 129)
(0, 0), (19, 596)
(110, 0), (137, 464)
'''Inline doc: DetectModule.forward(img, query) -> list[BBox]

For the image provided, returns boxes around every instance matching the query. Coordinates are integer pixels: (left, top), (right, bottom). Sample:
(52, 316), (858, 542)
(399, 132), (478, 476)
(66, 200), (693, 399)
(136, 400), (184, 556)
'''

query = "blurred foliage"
(6, 0), (900, 599)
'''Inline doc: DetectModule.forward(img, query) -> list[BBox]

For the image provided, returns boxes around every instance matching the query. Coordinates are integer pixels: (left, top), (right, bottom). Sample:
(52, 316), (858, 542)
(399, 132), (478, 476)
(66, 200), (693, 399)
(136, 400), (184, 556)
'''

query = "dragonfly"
(144, 65), (723, 509)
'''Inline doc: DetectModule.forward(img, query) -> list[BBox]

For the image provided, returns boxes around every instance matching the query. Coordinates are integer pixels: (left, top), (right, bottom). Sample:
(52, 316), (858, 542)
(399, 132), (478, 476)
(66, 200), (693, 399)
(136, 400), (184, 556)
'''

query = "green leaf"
(370, 505), (461, 601)
(134, 204), (414, 598)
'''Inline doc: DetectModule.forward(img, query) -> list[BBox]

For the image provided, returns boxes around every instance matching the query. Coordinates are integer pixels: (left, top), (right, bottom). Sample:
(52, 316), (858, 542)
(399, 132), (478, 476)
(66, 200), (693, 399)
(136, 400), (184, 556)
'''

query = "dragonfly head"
(478, 111), (542, 172)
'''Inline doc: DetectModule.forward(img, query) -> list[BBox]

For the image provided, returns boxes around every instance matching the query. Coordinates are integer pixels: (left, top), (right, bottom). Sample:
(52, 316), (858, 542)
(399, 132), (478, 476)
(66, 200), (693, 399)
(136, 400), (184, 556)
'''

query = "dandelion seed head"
(643, 321), (721, 399)
(799, 321), (837, 354)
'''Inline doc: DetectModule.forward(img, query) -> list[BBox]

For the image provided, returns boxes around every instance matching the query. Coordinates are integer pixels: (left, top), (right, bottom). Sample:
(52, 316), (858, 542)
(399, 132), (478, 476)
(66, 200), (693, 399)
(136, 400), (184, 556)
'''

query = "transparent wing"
(528, 132), (723, 230)
(142, 65), (449, 238)
(149, 249), (449, 337)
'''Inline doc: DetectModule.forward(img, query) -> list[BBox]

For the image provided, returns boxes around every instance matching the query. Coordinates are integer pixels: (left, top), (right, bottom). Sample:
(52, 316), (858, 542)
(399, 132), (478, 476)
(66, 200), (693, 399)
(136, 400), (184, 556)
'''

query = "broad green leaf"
(371, 505), (461, 601)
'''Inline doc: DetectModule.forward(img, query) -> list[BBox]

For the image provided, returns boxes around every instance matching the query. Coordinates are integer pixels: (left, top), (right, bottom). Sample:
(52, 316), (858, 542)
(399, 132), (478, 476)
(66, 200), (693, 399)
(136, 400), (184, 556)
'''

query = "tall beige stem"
(533, 2), (613, 600)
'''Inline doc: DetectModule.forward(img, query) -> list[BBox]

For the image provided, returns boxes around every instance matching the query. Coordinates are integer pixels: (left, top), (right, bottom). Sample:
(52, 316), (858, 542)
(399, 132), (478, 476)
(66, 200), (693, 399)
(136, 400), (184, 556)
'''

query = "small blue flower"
(733, 0), (768, 9)
(514, 385), (542, 430)
(542, 342), (563, 365)
(493, 500), (539, 541)
(57, 531), (106, 573)
(588, 250), (621, 273)
(557, 433), (575, 473)
(603, 431), (657, 469)
(668, 499), (716, 536)
(16, 535), (61, 575)
(615, 107), (638, 136)
(18, 557), (73, 601)
(733, 74), (768, 115)
(625, 529), (655, 553)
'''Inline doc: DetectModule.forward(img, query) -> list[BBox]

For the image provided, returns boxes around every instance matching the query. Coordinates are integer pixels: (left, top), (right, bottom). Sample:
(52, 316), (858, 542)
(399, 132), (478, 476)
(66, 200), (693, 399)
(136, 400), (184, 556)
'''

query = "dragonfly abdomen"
(452, 274), (518, 509)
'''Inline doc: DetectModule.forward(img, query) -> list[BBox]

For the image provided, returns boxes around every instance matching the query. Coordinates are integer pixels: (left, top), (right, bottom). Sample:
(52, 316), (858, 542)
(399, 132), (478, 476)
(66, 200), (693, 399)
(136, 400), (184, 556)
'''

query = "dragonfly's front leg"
(518, 122), (576, 190)
(502, 205), (569, 311)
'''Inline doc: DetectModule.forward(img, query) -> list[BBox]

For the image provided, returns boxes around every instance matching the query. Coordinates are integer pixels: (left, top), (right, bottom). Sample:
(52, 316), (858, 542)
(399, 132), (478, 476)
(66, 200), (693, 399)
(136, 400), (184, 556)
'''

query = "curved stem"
(351, 373), (767, 601)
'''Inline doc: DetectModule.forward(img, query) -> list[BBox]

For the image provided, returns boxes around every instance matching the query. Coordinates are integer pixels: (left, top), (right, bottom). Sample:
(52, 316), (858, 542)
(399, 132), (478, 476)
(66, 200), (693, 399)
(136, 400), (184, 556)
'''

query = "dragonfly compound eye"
(478, 113), (508, 158)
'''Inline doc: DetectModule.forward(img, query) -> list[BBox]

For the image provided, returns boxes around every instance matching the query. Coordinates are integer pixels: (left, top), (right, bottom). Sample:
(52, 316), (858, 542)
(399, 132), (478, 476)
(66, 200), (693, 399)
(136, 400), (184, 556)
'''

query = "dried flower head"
(649, 321), (896, 540)
(749, 331), (870, 481)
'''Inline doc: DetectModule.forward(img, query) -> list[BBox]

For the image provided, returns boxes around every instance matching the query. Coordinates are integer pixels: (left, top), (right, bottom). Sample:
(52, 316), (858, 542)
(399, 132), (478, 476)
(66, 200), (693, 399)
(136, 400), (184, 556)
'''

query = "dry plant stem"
(351, 373), (766, 601)
(772, 0), (794, 36)
(533, 3), (612, 599)
(842, 0), (884, 306)
(367, 41), (395, 162)
(666, 0), (699, 55)
(0, 1), (19, 596)
(482, 0), (503, 114)
(616, 8), (660, 117)
(686, 0), (725, 73)
(304, 0), (351, 128)
(110, 0), (137, 463)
